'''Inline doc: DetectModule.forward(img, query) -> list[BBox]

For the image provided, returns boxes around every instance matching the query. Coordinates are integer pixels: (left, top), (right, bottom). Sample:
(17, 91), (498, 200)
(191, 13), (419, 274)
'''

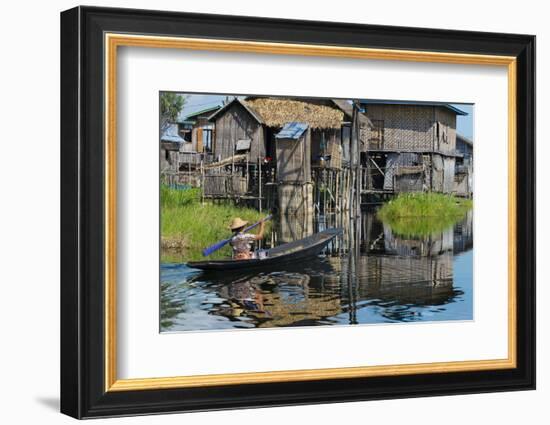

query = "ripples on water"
(160, 212), (473, 332)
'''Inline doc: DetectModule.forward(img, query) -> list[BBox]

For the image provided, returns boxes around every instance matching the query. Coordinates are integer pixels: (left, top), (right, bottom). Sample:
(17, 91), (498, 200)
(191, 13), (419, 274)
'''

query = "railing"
(366, 141), (463, 156)
(202, 163), (277, 200)
(178, 152), (213, 167)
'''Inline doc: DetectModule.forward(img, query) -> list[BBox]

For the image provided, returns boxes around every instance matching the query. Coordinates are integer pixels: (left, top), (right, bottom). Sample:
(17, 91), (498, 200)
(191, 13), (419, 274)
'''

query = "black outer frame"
(60, 6), (536, 419)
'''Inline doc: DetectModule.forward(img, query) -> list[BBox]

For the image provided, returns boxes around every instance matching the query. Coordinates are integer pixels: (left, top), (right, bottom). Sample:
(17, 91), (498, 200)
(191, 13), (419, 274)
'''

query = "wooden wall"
(429, 153), (455, 193)
(434, 107), (457, 155)
(276, 130), (311, 183)
(212, 102), (264, 161)
(160, 141), (179, 173)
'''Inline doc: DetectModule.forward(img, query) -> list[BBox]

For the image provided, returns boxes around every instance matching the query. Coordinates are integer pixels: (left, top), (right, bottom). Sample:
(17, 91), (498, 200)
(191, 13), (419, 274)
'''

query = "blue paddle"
(202, 215), (272, 257)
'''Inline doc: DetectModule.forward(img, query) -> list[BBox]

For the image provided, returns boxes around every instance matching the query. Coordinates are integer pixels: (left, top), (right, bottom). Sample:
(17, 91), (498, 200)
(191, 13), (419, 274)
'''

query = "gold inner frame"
(104, 33), (517, 392)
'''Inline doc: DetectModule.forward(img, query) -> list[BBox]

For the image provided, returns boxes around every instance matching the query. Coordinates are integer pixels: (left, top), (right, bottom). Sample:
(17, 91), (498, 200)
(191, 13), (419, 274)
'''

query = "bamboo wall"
(363, 105), (457, 153)
(382, 152), (424, 191)
(203, 173), (248, 197)
(310, 128), (343, 168)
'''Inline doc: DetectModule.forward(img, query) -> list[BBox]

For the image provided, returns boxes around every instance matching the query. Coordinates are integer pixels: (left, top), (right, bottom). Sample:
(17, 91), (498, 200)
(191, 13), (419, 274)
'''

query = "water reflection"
(160, 210), (473, 331)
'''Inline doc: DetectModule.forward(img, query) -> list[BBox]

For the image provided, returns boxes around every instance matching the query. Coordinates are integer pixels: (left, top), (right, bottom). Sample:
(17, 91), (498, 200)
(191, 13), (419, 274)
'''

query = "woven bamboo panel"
(394, 173), (424, 192)
(366, 105), (434, 151)
(229, 176), (247, 195)
(203, 175), (227, 196)
(327, 139), (342, 169)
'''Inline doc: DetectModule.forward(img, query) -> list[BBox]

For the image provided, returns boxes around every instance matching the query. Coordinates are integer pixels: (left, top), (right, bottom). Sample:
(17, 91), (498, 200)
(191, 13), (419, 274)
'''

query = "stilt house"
(203, 97), (358, 207)
(454, 133), (474, 197)
(176, 105), (220, 168)
(360, 100), (468, 194)
(207, 97), (357, 168)
(160, 123), (185, 174)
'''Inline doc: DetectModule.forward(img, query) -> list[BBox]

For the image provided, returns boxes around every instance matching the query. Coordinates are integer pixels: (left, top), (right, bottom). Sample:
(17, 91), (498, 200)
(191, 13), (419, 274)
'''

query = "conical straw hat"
(229, 217), (249, 230)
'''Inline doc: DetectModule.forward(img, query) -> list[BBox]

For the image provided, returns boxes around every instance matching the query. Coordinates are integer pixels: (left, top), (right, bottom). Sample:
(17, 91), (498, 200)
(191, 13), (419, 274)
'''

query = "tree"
(160, 92), (186, 133)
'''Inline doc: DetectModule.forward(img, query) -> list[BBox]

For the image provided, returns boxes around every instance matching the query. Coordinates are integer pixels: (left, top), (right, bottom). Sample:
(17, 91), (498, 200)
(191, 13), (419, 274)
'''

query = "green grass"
(377, 192), (473, 237)
(160, 185), (200, 208)
(161, 185), (269, 262)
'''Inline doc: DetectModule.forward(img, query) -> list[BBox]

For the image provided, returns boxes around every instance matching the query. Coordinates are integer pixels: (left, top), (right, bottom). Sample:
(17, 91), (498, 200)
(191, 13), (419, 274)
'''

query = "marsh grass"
(378, 192), (473, 237)
(161, 185), (269, 262)
(160, 185), (200, 208)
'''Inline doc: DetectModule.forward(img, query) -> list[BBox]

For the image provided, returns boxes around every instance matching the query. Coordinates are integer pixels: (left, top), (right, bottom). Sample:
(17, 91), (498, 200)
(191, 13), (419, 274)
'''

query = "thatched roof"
(244, 97), (345, 129)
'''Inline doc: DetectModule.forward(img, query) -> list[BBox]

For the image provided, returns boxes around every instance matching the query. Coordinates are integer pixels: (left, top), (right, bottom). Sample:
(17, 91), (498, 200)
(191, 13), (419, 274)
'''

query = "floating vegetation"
(378, 192), (473, 237)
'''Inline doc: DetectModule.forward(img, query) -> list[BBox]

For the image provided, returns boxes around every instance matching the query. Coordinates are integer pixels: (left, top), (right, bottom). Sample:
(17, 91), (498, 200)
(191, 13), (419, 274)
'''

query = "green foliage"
(160, 185), (270, 262)
(160, 92), (186, 130)
(381, 216), (464, 237)
(160, 186), (200, 208)
(377, 192), (473, 237)
(378, 192), (472, 219)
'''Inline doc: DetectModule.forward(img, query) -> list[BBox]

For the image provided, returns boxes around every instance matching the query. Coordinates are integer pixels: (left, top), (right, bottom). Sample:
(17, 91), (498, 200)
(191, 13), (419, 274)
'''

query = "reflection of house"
(454, 133), (474, 197)
(359, 211), (457, 291)
(453, 209), (473, 253)
(360, 100), (468, 194)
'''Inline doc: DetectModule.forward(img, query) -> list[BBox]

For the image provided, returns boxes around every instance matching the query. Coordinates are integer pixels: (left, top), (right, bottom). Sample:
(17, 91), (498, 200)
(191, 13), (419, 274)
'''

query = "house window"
(203, 129), (213, 152)
(369, 120), (384, 149)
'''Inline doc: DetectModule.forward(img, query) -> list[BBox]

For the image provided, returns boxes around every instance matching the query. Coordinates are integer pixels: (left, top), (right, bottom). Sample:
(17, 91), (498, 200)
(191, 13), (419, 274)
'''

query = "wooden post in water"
(258, 155), (262, 212)
(349, 107), (357, 218)
(355, 100), (362, 219)
(350, 100), (363, 219)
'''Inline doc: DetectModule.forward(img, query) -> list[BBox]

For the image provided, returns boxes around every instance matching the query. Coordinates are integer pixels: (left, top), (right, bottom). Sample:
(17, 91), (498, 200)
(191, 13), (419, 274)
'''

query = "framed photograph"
(60, 6), (535, 419)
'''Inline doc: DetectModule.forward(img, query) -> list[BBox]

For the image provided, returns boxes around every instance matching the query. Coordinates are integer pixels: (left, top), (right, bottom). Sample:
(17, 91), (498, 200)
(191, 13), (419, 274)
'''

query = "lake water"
(160, 210), (473, 332)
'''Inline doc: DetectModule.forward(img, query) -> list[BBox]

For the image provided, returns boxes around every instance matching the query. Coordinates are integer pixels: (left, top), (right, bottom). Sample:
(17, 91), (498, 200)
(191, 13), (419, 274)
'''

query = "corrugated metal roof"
(275, 122), (309, 140)
(161, 123), (185, 143)
(360, 100), (469, 116)
(183, 105), (222, 120)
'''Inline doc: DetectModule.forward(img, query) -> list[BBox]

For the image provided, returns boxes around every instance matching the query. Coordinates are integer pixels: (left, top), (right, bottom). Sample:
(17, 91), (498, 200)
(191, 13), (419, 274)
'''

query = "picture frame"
(60, 5), (535, 419)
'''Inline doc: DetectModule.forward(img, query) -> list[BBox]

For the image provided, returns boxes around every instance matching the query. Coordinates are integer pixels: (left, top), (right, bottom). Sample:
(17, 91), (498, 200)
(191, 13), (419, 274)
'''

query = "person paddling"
(229, 217), (266, 260)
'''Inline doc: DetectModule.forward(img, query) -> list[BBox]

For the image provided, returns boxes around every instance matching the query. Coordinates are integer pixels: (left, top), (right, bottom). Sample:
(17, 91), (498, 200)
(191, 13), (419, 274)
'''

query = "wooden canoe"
(187, 228), (342, 271)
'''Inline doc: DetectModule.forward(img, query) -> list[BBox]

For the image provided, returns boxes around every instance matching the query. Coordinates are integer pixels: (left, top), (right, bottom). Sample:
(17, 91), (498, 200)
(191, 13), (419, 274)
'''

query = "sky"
(452, 103), (474, 140)
(177, 94), (227, 119)
(176, 94), (474, 142)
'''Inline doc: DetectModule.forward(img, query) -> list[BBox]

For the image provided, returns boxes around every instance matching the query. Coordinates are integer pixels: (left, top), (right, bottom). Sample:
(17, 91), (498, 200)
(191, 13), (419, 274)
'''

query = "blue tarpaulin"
(161, 123), (185, 143)
(275, 122), (308, 140)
